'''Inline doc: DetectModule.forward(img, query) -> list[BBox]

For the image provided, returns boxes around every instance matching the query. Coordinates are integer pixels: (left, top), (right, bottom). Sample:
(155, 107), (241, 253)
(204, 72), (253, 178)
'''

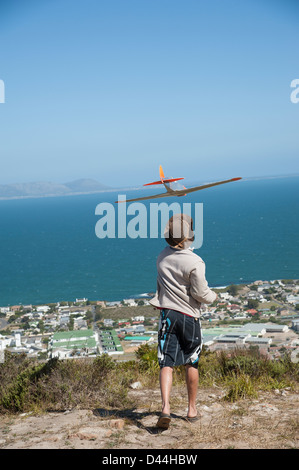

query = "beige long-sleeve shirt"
(149, 245), (217, 318)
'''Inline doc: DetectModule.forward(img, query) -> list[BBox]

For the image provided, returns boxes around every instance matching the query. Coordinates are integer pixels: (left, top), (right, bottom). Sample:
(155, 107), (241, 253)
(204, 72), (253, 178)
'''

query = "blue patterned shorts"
(157, 309), (202, 369)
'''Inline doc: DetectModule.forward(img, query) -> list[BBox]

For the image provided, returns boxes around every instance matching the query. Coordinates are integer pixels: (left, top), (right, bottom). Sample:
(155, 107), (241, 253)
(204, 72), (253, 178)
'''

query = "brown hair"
(164, 213), (194, 248)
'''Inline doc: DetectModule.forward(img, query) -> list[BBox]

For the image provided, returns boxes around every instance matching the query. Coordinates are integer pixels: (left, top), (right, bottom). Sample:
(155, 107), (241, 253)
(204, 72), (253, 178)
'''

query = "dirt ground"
(0, 385), (298, 450)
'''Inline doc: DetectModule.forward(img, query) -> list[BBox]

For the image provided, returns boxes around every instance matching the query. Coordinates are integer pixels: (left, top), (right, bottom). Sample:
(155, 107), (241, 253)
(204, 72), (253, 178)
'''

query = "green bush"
(0, 352), (133, 413)
(223, 373), (258, 402)
(135, 344), (159, 374)
(0, 346), (298, 414)
(218, 351), (264, 378)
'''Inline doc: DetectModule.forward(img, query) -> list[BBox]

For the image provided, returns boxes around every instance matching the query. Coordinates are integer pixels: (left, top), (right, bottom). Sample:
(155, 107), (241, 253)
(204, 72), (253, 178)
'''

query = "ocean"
(0, 175), (298, 306)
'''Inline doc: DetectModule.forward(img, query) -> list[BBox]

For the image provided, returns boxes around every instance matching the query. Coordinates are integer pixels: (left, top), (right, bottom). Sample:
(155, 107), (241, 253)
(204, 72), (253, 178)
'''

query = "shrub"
(0, 346), (298, 414)
(218, 350), (263, 379)
(135, 344), (159, 374)
(223, 373), (258, 402)
(0, 352), (133, 413)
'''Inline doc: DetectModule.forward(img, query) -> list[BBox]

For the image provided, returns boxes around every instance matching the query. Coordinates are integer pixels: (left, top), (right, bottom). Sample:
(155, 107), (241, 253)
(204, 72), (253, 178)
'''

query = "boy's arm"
(189, 261), (217, 304)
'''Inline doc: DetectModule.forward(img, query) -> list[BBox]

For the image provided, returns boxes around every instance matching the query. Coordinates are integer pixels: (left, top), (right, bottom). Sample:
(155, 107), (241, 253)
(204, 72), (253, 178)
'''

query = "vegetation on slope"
(0, 346), (298, 414)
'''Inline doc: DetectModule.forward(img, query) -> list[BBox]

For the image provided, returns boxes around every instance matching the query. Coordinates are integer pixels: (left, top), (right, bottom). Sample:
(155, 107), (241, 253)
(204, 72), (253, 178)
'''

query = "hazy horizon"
(0, 172), (299, 200)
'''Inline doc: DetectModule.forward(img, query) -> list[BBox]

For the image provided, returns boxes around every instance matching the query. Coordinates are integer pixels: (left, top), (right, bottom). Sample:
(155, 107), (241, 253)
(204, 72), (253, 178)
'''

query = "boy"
(150, 213), (217, 428)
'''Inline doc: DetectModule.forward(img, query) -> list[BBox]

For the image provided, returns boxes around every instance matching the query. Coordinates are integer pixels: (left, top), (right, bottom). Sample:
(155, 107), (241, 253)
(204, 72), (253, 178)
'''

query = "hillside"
(0, 347), (298, 450)
(0, 385), (298, 449)
(0, 178), (111, 199)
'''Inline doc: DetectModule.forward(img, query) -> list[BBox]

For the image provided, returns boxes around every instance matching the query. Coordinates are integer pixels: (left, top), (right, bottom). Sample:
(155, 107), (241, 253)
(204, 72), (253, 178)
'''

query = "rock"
(130, 381), (142, 390)
(108, 419), (125, 430)
(250, 403), (279, 413)
(201, 405), (211, 412)
(209, 403), (223, 412)
(76, 432), (97, 441)
(228, 421), (242, 429)
(46, 434), (64, 442)
(274, 389), (288, 397)
(68, 426), (104, 440)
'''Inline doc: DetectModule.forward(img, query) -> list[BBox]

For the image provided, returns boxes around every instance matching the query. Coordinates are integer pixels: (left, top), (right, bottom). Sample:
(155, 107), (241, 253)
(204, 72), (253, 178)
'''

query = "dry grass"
(0, 345), (298, 417)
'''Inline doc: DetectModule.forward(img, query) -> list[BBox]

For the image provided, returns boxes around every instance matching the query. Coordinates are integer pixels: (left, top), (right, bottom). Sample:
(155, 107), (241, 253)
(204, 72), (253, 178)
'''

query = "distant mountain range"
(0, 179), (112, 199)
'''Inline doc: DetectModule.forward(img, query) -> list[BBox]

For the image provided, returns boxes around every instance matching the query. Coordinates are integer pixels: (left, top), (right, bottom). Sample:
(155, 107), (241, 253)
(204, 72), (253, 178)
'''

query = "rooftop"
(53, 330), (94, 340)
(52, 339), (97, 349)
(124, 336), (152, 341)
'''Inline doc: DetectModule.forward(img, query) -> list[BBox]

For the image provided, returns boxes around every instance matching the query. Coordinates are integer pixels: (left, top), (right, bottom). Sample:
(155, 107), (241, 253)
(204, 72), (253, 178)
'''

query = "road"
(0, 317), (8, 330)
(270, 297), (298, 316)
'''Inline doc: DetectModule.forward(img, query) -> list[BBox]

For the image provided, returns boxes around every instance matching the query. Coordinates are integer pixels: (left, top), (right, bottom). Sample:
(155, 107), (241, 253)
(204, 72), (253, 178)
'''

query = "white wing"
(115, 192), (176, 203)
(115, 177), (241, 203)
(172, 177), (242, 196)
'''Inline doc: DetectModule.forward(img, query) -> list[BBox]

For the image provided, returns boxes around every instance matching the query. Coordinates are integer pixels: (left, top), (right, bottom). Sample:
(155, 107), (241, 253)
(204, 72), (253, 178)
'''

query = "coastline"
(0, 187), (124, 202)
(1, 278), (298, 309)
(0, 173), (298, 201)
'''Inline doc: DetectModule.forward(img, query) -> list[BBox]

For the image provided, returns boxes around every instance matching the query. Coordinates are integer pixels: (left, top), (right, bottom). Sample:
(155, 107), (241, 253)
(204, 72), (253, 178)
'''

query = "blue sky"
(0, 0), (298, 187)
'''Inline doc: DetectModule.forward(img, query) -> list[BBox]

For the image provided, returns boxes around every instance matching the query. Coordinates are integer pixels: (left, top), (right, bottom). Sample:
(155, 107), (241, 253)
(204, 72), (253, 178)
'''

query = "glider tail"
(143, 165), (184, 186)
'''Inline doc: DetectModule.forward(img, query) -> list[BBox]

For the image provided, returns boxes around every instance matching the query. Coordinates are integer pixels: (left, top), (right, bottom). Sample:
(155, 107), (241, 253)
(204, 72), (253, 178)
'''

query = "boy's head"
(164, 213), (195, 249)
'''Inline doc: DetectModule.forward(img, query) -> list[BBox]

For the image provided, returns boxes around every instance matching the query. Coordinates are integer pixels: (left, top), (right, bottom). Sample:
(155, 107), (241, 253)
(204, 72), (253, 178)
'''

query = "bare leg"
(159, 366), (173, 415)
(185, 365), (199, 418)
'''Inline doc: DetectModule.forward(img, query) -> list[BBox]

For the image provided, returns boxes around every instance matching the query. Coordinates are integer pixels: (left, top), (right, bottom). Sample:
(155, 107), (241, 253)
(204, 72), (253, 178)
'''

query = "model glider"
(116, 165), (241, 203)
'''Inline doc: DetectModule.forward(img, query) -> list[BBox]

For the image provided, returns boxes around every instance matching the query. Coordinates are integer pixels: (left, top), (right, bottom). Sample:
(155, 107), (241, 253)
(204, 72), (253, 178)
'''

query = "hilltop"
(0, 385), (298, 449)
(0, 342), (298, 450)
(0, 278), (298, 450)
(0, 178), (112, 200)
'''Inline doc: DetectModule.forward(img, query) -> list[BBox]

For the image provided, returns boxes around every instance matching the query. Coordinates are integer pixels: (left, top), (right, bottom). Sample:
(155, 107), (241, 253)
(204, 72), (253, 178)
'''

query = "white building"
(233, 314), (249, 320)
(264, 324), (289, 333)
(219, 292), (232, 300)
(123, 299), (138, 307)
(0, 307), (10, 314)
(36, 305), (51, 313)
(74, 318), (88, 329)
(245, 337), (272, 347)
(51, 348), (70, 359)
(132, 316), (145, 322)
(106, 301), (121, 307)
(59, 314), (70, 326)
(0, 335), (12, 351)
(0, 333), (22, 349)
(286, 294), (299, 305)
(14, 333), (21, 347)
(215, 333), (250, 345)
(292, 320), (299, 332)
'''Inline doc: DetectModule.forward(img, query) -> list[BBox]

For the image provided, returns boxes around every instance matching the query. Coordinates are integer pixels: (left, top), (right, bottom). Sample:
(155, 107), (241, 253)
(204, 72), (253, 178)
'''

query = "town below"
(1, 279), (299, 363)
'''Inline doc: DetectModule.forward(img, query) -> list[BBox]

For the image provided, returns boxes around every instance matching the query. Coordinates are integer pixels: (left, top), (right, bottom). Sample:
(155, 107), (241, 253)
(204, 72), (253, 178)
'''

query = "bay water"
(0, 175), (298, 306)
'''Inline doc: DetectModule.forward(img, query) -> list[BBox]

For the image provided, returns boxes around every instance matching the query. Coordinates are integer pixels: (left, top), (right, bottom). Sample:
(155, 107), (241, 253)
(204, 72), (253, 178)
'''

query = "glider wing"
(115, 192), (176, 203)
(170, 177), (242, 196)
